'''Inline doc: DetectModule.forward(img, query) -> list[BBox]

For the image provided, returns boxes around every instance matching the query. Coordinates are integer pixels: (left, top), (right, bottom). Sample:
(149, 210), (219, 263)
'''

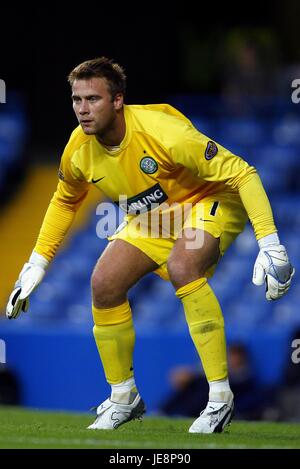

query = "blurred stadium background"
(0, 4), (300, 422)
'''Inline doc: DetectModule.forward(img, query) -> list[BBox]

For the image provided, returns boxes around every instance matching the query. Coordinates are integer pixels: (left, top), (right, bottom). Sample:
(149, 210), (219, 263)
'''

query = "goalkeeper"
(6, 57), (294, 433)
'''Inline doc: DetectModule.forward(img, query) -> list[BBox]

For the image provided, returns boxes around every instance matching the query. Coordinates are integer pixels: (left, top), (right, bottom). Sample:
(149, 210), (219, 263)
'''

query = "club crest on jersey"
(205, 141), (218, 160)
(140, 156), (158, 174)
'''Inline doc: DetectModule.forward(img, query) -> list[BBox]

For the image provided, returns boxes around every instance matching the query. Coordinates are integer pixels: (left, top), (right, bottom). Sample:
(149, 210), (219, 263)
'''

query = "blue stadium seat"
(271, 298), (300, 329)
(216, 118), (267, 146)
(0, 93), (28, 190)
(272, 116), (300, 145)
(256, 165), (291, 192)
(190, 117), (216, 138)
(253, 143), (299, 170)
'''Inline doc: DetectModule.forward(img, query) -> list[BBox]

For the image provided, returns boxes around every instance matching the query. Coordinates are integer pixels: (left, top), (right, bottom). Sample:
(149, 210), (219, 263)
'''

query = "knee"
(91, 270), (125, 308)
(167, 254), (201, 290)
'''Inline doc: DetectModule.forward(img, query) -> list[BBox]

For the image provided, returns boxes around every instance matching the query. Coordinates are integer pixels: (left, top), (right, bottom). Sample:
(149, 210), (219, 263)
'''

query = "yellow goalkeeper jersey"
(34, 103), (277, 260)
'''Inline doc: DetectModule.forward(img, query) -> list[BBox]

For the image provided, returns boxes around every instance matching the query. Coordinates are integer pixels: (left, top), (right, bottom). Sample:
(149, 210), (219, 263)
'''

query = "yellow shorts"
(109, 192), (248, 281)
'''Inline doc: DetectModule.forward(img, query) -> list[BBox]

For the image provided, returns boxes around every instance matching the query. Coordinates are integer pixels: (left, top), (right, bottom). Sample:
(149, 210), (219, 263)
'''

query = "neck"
(96, 108), (126, 146)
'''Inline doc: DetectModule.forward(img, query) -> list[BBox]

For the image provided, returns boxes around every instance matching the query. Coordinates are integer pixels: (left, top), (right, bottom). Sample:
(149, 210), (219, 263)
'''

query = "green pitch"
(0, 407), (299, 449)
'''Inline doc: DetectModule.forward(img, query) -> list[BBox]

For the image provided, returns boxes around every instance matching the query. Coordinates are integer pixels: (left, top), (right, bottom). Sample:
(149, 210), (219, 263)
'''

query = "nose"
(78, 100), (89, 115)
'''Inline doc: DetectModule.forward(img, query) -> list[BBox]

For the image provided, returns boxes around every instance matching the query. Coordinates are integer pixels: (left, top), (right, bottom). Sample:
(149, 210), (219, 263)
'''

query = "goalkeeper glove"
(6, 252), (49, 319)
(252, 233), (295, 301)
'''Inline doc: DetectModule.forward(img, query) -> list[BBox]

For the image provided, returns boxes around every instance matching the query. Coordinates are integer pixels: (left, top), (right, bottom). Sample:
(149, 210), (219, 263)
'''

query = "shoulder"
(64, 125), (92, 155)
(127, 103), (192, 125)
(126, 104), (195, 147)
(60, 125), (92, 167)
(59, 126), (92, 179)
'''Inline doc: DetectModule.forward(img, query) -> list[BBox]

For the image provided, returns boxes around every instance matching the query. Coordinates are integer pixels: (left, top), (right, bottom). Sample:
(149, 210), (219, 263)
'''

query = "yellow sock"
(92, 301), (135, 385)
(176, 278), (228, 382)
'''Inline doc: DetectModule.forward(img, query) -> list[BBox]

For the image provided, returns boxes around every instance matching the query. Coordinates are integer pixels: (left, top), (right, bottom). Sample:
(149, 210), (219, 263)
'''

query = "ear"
(114, 93), (124, 111)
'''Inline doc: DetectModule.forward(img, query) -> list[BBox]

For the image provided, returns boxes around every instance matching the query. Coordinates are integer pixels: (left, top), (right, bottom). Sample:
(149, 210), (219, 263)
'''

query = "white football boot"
(87, 393), (146, 430)
(189, 391), (234, 434)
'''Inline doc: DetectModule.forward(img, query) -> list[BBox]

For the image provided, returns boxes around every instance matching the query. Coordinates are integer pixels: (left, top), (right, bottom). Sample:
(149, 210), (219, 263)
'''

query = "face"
(71, 77), (123, 137)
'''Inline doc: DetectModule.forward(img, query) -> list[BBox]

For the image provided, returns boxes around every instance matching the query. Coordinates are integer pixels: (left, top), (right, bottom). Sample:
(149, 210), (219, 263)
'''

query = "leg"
(92, 238), (158, 308)
(91, 237), (157, 383)
(88, 239), (158, 430)
(168, 229), (228, 382)
(167, 228), (220, 289)
(167, 228), (234, 433)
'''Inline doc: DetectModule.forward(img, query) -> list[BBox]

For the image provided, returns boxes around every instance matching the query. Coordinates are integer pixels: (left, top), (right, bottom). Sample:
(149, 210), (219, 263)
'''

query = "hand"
(6, 252), (48, 319)
(252, 244), (295, 301)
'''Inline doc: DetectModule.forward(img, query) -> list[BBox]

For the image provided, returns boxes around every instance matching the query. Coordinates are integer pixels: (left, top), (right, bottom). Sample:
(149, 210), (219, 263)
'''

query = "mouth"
(81, 120), (93, 124)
